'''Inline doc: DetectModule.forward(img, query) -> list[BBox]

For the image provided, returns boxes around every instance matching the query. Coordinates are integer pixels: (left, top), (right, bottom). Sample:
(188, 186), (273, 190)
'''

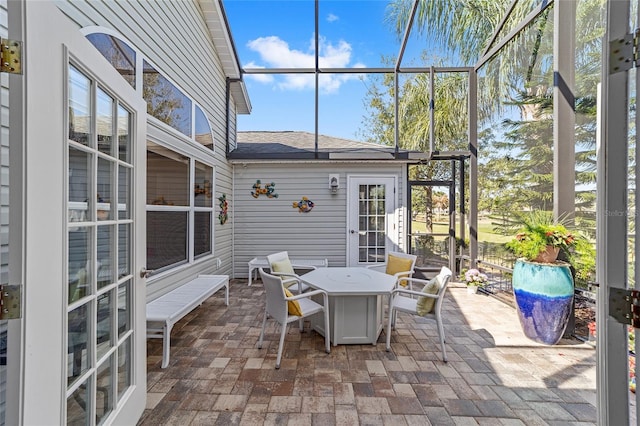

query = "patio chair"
(386, 266), (452, 362)
(266, 251), (311, 294)
(257, 268), (331, 369)
(366, 251), (417, 288)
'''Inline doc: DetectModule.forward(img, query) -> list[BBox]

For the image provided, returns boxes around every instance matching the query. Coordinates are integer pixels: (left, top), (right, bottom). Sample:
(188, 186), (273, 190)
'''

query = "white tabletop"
(300, 267), (396, 295)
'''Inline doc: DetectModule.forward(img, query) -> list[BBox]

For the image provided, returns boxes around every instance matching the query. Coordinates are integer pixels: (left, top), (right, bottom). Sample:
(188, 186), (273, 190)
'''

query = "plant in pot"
(462, 268), (488, 294)
(505, 212), (592, 345)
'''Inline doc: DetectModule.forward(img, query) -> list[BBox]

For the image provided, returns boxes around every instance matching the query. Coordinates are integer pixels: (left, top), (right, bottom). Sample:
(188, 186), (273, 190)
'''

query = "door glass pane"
(358, 184), (386, 263)
(194, 211), (211, 258)
(118, 165), (131, 220)
(97, 158), (113, 221)
(194, 162), (213, 207)
(118, 281), (131, 338)
(69, 66), (92, 146)
(68, 304), (90, 386)
(97, 225), (114, 289)
(68, 228), (92, 303)
(117, 104), (131, 163)
(67, 377), (90, 425)
(118, 224), (130, 279)
(96, 291), (113, 360)
(97, 88), (114, 156)
(117, 338), (131, 402)
(95, 357), (113, 423)
(69, 148), (91, 223)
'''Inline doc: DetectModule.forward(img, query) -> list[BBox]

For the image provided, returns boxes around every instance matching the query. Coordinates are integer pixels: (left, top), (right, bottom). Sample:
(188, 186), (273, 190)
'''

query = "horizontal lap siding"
(55, 1), (236, 295)
(233, 162), (406, 278)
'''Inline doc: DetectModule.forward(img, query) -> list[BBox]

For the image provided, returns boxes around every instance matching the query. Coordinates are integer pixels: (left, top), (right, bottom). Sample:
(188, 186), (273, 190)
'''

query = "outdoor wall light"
(329, 174), (339, 194)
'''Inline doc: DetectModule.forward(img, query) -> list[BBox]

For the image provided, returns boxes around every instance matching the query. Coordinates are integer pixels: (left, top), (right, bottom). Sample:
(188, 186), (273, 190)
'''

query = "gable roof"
(229, 131), (428, 161)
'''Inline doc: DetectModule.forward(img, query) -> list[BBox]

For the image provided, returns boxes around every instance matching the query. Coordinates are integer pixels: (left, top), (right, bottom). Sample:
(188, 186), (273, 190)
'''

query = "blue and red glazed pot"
(512, 259), (574, 345)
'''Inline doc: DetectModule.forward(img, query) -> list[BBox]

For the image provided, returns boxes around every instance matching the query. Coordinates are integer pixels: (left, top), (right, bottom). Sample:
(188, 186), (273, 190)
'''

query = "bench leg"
(248, 266), (255, 286)
(161, 323), (173, 369)
(225, 283), (229, 306)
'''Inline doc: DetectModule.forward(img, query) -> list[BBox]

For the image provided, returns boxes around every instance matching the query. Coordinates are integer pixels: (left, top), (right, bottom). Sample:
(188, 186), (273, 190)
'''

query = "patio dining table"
(300, 267), (396, 346)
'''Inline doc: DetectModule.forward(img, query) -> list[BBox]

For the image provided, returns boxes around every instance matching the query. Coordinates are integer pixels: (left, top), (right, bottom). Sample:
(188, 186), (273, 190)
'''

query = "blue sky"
(223, 0), (433, 141)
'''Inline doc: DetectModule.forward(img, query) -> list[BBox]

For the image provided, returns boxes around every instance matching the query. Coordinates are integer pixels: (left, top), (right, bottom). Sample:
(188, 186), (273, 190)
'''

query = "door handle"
(140, 267), (154, 278)
(350, 230), (355, 234)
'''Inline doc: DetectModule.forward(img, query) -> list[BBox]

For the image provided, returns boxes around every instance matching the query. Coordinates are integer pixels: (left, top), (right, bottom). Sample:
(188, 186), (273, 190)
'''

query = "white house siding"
(54, 1), (238, 297)
(232, 162), (408, 278)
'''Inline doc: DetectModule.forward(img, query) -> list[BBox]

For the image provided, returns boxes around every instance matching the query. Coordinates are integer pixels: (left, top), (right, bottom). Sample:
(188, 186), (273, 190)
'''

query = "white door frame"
(8, 1), (147, 423)
(598, 0), (639, 423)
(346, 175), (399, 266)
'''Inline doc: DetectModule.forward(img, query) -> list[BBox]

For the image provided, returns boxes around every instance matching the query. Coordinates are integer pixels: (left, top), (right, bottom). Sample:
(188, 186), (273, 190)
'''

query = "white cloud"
(245, 35), (364, 94)
(242, 61), (274, 83)
(327, 13), (339, 23)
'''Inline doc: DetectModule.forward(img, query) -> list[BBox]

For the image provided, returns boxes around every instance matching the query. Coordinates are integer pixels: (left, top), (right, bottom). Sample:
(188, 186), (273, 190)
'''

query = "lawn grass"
(412, 217), (511, 244)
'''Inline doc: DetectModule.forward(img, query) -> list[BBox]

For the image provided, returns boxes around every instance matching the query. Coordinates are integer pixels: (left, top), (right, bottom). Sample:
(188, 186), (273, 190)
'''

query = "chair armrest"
(366, 263), (386, 272)
(393, 269), (415, 280)
(398, 277), (429, 287)
(286, 289), (329, 311)
(391, 287), (438, 299)
(271, 271), (301, 280)
(285, 289), (325, 300)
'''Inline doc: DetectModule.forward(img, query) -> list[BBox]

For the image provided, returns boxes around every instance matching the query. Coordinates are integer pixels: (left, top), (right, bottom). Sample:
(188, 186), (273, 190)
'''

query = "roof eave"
(227, 151), (426, 163)
(198, 0), (251, 113)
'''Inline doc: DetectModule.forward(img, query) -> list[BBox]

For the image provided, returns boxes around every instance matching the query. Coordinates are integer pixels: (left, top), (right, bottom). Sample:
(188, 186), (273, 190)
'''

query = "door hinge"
(609, 287), (640, 328)
(1, 38), (22, 74)
(609, 31), (640, 74)
(0, 284), (21, 319)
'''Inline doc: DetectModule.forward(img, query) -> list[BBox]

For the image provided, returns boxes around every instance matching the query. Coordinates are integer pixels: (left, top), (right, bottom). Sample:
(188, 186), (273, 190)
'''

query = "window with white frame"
(85, 31), (218, 274)
(146, 142), (214, 272)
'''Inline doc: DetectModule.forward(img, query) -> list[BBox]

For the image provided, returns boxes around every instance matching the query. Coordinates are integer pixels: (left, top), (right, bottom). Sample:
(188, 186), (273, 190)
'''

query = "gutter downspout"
(225, 77), (242, 158)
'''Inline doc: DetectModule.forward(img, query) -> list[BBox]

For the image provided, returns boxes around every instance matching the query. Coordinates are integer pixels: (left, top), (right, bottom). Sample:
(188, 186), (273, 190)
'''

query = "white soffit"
(198, 0), (251, 114)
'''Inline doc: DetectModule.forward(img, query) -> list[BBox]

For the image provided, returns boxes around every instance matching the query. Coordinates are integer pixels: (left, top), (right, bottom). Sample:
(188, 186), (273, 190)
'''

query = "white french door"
(7, 2), (147, 424)
(347, 176), (397, 266)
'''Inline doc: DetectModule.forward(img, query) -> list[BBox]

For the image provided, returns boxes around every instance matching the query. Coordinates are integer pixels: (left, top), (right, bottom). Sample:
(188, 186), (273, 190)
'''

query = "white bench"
(146, 274), (229, 368)
(247, 257), (328, 286)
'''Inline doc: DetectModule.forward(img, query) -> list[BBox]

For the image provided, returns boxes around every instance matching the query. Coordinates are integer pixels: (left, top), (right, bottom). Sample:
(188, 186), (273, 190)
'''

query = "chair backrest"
(259, 268), (288, 322)
(385, 251), (417, 278)
(433, 266), (453, 314)
(267, 251), (295, 274)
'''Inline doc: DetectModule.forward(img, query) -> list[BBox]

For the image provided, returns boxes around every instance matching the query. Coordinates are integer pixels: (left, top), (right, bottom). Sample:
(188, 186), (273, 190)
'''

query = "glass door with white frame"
(347, 176), (397, 266)
(12, 1), (147, 423)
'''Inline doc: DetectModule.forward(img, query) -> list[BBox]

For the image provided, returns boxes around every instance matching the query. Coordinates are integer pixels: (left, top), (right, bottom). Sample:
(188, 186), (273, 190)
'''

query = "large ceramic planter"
(512, 259), (574, 345)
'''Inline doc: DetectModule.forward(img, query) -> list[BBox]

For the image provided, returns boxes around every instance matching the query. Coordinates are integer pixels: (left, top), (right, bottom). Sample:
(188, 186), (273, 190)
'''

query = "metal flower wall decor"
(218, 193), (228, 225)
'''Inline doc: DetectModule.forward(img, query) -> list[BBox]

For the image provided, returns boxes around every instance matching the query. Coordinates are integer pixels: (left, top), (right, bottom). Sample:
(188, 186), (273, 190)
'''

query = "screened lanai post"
(553, 0), (576, 222)
(314, 0), (319, 159)
(394, 0), (419, 157)
(449, 160), (456, 273)
(429, 66), (435, 157)
(598, 0), (633, 423)
(458, 158), (466, 266)
(468, 69), (478, 269)
(394, 72), (399, 156)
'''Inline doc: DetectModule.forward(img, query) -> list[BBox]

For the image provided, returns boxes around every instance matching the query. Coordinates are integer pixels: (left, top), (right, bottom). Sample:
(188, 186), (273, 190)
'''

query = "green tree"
(381, 0), (604, 236)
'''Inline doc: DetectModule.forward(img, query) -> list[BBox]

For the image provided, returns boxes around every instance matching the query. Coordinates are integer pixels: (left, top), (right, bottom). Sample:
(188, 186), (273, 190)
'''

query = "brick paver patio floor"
(139, 278), (597, 425)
